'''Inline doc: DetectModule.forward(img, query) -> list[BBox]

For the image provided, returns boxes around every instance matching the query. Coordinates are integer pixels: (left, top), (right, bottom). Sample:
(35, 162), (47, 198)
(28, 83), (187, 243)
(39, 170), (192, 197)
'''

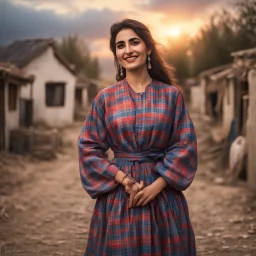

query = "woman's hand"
(133, 177), (167, 207)
(122, 175), (144, 208)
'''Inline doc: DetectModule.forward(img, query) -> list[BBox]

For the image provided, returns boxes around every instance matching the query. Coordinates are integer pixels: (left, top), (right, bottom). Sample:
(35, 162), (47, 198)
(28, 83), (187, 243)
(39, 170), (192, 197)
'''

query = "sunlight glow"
(168, 27), (181, 37)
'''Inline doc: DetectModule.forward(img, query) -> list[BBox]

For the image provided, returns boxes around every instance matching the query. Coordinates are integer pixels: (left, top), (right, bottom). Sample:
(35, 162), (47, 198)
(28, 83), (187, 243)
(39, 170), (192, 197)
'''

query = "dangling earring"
(147, 54), (152, 69)
(119, 64), (124, 76)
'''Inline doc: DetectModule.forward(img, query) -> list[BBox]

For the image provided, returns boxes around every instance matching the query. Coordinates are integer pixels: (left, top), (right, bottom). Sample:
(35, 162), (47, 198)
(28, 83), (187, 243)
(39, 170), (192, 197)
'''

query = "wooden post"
(247, 69), (256, 191)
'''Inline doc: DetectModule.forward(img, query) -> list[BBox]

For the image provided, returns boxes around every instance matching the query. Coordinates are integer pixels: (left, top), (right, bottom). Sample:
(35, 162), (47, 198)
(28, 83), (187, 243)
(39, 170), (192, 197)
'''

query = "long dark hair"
(109, 19), (177, 86)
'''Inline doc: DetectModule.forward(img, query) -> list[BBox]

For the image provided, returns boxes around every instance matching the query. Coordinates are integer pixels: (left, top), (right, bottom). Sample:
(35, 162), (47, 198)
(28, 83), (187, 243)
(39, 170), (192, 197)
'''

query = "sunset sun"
(168, 27), (181, 37)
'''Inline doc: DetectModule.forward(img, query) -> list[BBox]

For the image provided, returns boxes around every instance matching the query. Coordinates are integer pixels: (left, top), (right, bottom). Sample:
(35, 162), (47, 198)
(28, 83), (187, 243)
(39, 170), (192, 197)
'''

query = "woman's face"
(115, 28), (150, 72)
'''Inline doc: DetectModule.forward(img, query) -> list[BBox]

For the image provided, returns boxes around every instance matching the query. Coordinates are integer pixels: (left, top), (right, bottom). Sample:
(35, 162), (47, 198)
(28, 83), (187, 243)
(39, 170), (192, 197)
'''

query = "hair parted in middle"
(109, 19), (177, 86)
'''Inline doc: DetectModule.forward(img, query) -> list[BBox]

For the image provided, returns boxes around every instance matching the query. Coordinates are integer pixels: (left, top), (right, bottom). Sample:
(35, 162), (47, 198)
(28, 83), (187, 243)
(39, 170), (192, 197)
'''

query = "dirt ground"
(0, 113), (256, 256)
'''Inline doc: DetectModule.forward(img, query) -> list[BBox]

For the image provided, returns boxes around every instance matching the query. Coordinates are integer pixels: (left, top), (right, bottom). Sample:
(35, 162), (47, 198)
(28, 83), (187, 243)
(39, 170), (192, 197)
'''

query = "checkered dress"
(78, 78), (197, 256)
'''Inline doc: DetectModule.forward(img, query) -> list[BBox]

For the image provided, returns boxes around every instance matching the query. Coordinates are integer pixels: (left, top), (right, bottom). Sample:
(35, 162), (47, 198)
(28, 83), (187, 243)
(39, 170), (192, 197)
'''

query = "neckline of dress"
(124, 78), (153, 96)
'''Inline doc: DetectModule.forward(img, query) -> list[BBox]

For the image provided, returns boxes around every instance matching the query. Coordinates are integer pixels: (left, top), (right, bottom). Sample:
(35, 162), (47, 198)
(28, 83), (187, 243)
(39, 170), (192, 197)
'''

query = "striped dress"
(78, 78), (198, 256)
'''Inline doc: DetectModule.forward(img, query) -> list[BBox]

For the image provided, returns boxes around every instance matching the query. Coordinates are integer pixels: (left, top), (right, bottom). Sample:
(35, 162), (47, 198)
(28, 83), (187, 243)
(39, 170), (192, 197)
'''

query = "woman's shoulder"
(152, 79), (181, 95)
(93, 82), (119, 103)
(100, 82), (119, 94)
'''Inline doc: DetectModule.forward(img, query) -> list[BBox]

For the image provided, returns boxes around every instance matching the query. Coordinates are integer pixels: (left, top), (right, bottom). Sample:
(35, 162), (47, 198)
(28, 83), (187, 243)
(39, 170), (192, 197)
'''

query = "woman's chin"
(125, 65), (146, 72)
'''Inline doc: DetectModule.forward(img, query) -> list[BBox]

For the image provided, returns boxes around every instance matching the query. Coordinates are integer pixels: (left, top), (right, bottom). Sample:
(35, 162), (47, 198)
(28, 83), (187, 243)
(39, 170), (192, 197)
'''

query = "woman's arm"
(154, 89), (197, 191)
(78, 91), (120, 199)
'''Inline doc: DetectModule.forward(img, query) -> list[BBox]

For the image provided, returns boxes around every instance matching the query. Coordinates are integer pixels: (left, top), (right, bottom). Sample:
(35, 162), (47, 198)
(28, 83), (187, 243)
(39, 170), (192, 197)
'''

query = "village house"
(0, 39), (77, 128)
(198, 63), (232, 121)
(231, 48), (256, 191)
(75, 76), (110, 120)
(0, 63), (34, 151)
(184, 78), (200, 111)
(196, 47), (256, 190)
(74, 75), (99, 120)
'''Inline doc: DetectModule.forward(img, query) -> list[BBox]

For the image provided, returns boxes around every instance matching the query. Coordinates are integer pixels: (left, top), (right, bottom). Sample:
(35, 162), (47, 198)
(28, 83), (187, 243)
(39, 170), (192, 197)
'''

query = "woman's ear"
(148, 50), (152, 55)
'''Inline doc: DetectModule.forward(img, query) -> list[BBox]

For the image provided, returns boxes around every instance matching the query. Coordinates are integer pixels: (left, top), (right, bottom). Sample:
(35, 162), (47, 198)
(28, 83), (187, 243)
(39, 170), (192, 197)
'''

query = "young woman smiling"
(78, 19), (198, 256)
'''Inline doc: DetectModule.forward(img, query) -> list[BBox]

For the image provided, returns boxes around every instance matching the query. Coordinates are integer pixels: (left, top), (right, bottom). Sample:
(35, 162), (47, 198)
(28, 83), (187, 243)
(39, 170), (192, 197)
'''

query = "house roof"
(231, 47), (256, 58)
(209, 67), (234, 81)
(0, 38), (76, 75)
(210, 65), (248, 81)
(0, 62), (34, 84)
(199, 63), (232, 78)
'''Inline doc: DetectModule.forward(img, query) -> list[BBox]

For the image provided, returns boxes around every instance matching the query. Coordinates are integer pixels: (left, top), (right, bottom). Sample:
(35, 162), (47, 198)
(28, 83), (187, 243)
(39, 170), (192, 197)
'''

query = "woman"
(78, 19), (197, 256)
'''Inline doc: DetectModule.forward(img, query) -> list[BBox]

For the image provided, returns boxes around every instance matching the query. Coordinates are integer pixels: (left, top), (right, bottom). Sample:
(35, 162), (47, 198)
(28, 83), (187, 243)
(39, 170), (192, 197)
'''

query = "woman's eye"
(132, 41), (139, 45)
(116, 44), (124, 49)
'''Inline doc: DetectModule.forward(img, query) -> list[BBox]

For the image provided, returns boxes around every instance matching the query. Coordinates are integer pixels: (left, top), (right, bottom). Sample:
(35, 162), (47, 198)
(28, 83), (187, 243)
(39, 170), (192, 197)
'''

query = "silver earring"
(120, 65), (123, 76)
(147, 54), (152, 69)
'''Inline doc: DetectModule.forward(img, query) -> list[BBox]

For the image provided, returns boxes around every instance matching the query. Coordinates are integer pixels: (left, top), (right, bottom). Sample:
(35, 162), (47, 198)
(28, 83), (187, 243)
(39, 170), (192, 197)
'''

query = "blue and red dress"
(78, 78), (198, 256)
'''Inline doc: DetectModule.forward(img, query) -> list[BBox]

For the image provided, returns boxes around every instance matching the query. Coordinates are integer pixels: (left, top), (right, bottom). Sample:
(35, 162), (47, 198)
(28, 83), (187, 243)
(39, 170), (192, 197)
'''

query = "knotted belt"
(114, 150), (166, 162)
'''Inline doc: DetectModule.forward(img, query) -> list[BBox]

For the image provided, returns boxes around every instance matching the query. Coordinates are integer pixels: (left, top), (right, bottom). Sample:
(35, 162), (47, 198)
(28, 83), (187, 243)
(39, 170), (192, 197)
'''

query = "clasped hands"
(121, 174), (161, 208)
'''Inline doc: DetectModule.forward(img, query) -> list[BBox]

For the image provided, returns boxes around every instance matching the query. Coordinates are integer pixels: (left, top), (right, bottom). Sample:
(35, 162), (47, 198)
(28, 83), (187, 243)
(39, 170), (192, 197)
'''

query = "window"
(8, 83), (18, 111)
(45, 82), (65, 107)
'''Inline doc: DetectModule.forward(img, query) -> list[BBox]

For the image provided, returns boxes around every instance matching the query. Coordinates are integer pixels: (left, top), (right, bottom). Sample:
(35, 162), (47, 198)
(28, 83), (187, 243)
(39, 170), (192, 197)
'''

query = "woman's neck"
(125, 67), (152, 92)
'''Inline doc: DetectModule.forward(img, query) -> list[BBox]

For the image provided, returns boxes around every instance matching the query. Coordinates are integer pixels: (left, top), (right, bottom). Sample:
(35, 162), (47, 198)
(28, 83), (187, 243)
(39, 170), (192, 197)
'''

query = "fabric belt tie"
(114, 151), (166, 162)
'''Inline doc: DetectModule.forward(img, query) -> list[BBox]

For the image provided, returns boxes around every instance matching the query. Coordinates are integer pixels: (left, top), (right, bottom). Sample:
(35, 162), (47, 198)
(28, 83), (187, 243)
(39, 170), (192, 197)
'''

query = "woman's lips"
(124, 56), (138, 63)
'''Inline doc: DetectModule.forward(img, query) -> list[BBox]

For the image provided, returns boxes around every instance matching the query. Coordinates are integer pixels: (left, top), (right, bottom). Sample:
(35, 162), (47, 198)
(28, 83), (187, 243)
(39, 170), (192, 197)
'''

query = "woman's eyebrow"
(115, 37), (140, 45)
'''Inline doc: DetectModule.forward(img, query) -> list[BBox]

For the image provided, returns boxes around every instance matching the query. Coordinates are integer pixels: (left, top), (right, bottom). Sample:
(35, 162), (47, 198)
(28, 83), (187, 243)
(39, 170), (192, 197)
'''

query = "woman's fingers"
(136, 197), (146, 206)
(129, 184), (144, 208)
(127, 181), (146, 208)
(129, 192), (137, 208)
(132, 191), (143, 206)
(142, 197), (151, 206)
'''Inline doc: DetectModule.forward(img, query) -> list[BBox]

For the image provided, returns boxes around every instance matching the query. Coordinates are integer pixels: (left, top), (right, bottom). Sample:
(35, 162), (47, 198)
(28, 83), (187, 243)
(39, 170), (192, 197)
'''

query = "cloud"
(12, 0), (138, 14)
(0, 0), (126, 45)
(139, 0), (239, 23)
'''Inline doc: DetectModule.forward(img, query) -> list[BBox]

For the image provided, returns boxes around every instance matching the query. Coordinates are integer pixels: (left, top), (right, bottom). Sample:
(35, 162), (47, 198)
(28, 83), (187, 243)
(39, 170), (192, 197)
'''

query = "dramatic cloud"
(138, 0), (239, 23)
(0, 0), (126, 45)
(12, 0), (138, 14)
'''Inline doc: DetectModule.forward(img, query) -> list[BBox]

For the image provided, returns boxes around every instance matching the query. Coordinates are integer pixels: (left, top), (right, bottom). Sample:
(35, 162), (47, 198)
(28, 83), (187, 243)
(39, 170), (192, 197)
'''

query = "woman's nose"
(125, 45), (133, 54)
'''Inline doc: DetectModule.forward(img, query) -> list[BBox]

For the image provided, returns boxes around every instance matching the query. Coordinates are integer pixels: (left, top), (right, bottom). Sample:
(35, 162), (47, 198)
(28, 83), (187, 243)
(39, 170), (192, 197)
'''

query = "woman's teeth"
(126, 57), (137, 61)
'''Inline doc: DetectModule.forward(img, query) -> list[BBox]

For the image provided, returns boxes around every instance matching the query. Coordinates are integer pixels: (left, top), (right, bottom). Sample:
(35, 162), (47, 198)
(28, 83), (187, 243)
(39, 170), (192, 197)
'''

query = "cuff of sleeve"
(106, 163), (120, 178)
(154, 163), (172, 188)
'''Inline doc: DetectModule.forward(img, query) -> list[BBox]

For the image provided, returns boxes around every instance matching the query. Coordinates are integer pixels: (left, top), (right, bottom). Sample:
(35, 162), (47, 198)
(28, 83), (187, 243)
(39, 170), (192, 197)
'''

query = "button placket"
(133, 95), (139, 151)
(126, 81), (146, 152)
(136, 93), (144, 151)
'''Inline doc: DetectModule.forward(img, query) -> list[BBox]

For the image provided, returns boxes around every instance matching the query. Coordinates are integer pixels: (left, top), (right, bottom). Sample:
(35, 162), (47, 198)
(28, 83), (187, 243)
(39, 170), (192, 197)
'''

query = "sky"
(0, 0), (238, 80)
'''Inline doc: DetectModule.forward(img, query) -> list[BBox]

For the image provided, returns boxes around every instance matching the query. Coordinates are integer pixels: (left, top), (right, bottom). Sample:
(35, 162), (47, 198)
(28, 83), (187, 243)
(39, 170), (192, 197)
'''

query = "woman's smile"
(124, 56), (138, 62)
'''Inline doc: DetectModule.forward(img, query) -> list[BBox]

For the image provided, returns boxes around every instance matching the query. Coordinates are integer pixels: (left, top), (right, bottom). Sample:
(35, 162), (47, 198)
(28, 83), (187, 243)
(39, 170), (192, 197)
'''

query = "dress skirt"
(85, 158), (196, 256)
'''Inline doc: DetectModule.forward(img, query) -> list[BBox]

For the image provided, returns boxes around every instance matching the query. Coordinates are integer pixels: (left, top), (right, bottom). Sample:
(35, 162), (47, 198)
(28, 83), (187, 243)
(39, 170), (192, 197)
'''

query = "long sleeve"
(78, 91), (119, 199)
(154, 90), (198, 191)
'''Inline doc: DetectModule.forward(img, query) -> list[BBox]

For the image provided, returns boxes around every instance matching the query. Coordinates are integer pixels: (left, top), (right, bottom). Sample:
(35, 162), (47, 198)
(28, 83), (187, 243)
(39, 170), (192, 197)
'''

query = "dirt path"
(0, 123), (92, 256)
(0, 118), (256, 256)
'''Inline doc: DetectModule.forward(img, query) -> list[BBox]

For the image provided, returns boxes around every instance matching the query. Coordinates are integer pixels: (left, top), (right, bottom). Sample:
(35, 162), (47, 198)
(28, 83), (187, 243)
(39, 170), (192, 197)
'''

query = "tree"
(57, 35), (100, 79)
(190, 10), (236, 76)
(190, 0), (256, 76)
(166, 34), (191, 82)
(235, 0), (256, 49)
(166, 0), (256, 81)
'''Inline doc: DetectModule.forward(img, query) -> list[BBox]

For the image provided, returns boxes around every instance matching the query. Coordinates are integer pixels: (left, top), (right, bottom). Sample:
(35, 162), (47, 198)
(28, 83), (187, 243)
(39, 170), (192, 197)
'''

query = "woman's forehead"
(115, 28), (141, 42)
